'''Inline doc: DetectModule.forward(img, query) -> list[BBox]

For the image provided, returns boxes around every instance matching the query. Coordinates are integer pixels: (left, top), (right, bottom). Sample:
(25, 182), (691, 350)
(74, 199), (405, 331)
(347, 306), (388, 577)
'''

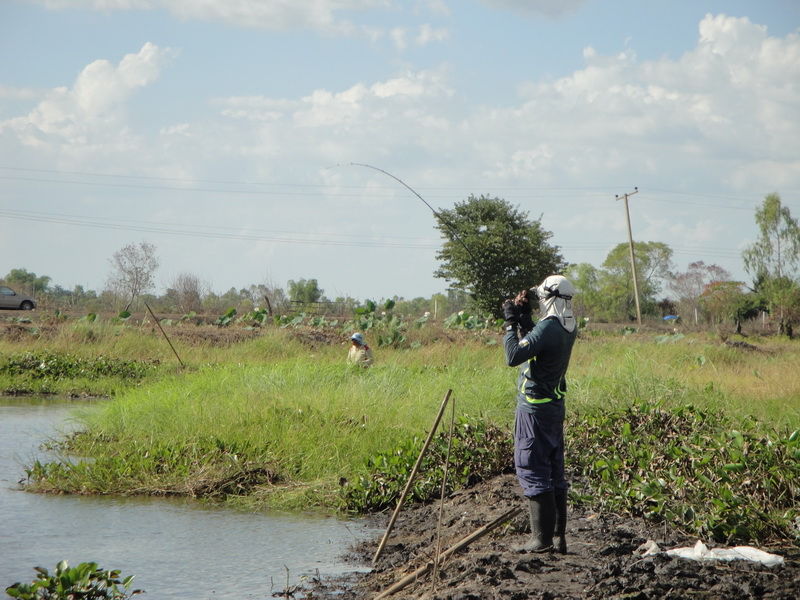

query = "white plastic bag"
(665, 540), (784, 567)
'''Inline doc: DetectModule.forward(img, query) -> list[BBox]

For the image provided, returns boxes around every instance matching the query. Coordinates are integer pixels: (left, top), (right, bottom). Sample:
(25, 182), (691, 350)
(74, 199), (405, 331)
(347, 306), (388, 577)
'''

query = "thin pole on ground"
(373, 506), (524, 600)
(372, 389), (452, 566)
(431, 393), (456, 592)
(144, 302), (185, 368)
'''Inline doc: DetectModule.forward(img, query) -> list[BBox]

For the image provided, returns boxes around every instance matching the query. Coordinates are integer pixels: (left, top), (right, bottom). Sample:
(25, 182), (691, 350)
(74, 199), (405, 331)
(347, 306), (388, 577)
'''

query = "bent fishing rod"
(332, 162), (488, 277)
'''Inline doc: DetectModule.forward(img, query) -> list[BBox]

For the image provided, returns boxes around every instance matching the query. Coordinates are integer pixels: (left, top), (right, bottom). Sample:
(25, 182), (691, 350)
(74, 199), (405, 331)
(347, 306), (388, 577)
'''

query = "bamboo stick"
(144, 302), (185, 368)
(373, 506), (524, 599)
(372, 389), (452, 566)
(432, 393), (456, 591)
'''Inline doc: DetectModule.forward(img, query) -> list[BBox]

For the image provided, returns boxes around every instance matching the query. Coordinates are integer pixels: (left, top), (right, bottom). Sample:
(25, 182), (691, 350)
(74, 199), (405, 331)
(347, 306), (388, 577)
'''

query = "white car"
(0, 286), (36, 310)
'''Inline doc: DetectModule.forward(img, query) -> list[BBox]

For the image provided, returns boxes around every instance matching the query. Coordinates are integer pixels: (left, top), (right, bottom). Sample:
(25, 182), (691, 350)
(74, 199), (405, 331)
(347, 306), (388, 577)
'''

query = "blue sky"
(1, 0), (799, 302)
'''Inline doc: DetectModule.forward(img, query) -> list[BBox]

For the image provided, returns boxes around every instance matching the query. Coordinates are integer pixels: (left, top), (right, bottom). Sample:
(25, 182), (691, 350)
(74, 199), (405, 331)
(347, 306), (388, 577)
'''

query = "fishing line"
(330, 162), (487, 275)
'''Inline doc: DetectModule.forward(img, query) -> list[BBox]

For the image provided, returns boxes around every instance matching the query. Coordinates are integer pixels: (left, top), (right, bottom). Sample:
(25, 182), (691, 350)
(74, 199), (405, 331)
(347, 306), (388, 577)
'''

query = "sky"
(1, 0), (799, 303)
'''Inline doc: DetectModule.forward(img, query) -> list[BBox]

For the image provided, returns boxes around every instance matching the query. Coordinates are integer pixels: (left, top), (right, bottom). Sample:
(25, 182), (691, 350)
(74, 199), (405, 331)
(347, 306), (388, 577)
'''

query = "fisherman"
(347, 332), (374, 368)
(502, 275), (578, 554)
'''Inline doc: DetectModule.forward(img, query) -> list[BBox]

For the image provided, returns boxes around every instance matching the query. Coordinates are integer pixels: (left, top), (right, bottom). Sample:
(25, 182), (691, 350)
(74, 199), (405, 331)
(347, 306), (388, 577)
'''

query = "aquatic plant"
(568, 402), (800, 543)
(342, 415), (513, 512)
(6, 560), (142, 599)
(0, 351), (159, 380)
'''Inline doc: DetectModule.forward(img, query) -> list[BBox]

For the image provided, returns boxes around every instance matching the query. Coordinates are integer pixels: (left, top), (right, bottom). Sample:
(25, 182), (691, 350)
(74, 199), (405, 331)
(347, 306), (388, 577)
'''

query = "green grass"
(29, 345), (514, 507)
(6, 315), (800, 542)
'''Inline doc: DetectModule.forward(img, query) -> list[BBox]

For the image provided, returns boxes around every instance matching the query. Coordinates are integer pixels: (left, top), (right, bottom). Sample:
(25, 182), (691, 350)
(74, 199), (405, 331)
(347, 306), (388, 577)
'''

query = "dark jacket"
(504, 317), (577, 419)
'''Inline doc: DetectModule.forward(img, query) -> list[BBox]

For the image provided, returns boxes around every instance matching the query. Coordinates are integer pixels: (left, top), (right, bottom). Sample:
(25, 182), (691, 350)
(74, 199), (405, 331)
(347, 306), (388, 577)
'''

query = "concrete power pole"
(615, 188), (642, 326)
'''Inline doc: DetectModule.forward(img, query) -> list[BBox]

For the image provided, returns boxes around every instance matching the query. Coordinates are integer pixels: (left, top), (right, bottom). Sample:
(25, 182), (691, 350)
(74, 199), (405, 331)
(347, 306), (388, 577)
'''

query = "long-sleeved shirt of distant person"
(348, 344), (374, 368)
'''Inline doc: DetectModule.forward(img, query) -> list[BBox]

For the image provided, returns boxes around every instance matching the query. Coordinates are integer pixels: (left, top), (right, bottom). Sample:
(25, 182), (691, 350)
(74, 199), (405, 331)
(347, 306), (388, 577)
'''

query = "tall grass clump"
(25, 344), (515, 509)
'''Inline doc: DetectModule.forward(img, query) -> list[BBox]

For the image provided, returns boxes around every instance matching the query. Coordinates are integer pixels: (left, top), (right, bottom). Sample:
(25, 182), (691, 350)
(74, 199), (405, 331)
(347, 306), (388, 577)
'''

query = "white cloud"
(1, 43), (174, 158)
(32, 0), (394, 34)
(0, 85), (42, 102)
(505, 14), (799, 176)
(27, 0), (454, 52)
(5, 14), (795, 197)
(4, 11), (798, 295)
(410, 0), (450, 17)
(416, 23), (449, 45)
(390, 26), (408, 50)
(478, 0), (587, 18)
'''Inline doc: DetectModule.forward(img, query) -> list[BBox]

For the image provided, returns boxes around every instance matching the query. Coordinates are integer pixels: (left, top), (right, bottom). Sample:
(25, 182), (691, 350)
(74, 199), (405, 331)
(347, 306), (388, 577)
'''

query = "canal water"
(0, 397), (377, 599)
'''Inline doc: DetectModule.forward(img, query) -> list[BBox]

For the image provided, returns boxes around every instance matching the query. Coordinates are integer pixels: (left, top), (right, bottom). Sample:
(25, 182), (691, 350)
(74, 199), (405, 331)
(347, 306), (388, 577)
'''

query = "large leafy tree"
(566, 242), (675, 323)
(105, 242), (160, 312)
(564, 263), (604, 321)
(742, 193), (800, 336)
(433, 195), (565, 317)
(602, 241), (674, 320)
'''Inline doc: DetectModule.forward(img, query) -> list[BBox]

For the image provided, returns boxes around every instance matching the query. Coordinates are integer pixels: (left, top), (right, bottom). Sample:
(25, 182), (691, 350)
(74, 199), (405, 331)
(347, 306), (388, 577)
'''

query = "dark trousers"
(514, 405), (569, 497)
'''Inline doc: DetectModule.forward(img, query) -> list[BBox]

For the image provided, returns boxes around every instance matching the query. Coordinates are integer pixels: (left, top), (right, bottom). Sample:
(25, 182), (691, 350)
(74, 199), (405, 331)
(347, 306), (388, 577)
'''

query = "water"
(0, 397), (377, 599)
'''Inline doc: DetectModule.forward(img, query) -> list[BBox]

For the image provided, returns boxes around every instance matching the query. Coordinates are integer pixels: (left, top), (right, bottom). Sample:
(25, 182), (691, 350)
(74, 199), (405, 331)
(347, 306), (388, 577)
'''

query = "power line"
(2, 166), (779, 208)
(1, 208), (437, 242)
(1, 210), (747, 261)
(0, 210), (440, 250)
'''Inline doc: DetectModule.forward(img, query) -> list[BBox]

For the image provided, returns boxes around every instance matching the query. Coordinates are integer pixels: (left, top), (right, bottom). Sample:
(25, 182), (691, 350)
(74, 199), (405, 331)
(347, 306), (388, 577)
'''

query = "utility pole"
(616, 187), (642, 326)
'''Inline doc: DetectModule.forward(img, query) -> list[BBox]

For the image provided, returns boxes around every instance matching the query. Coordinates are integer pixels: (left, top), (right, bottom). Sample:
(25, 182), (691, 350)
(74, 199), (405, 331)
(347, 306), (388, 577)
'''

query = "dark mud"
(303, 474), (800, 600)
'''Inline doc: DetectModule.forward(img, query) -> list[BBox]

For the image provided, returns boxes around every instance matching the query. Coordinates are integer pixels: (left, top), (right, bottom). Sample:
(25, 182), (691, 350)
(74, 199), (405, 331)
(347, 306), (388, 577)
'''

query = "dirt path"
(304, 473), (800, 599)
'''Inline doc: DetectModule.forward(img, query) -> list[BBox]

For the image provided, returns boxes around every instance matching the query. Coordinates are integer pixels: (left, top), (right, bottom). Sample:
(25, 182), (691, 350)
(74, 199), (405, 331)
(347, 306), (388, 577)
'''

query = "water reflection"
(0, 397), (376, 599)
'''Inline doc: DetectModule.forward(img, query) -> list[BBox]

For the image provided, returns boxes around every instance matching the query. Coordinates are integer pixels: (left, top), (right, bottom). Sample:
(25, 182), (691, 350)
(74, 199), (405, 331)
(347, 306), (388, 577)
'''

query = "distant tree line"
(3, 193), (798, 335)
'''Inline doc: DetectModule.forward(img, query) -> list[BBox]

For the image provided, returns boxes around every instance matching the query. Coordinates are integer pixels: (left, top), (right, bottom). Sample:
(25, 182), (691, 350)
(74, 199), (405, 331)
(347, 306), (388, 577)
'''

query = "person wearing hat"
(347, 332), (374, 368)
(502, 275), (578, 555)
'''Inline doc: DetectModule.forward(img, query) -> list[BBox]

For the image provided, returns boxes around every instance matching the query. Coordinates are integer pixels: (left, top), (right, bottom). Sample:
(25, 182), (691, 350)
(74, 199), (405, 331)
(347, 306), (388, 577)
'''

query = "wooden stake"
(373, 506), (524, 599)
(144, 302), (185, 368)
(432, 393), (456, 591)
(372, 389), (452, 566)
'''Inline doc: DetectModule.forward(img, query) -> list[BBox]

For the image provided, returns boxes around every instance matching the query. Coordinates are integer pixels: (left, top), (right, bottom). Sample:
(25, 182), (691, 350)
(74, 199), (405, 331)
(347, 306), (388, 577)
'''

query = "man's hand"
(502, 299), (519, 329)
(515, 289), (534, 334)
(515, 289), (532, 313)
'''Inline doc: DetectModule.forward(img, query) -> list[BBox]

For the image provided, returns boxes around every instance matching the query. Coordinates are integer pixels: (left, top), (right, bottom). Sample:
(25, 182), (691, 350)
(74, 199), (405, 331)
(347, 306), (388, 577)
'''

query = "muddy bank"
(304, 473), (800, 600)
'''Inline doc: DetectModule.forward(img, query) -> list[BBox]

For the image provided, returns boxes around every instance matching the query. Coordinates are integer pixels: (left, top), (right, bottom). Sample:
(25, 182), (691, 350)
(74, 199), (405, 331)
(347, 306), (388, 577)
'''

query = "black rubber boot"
(514, 491), (555, 553)
(554, 490), (568, 554)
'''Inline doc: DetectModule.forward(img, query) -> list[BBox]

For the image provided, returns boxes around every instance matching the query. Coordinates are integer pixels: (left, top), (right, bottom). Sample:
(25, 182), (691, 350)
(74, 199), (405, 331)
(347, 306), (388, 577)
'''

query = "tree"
(287, 278), (324, 305)
(565, 263), (604, 321)
(168, 272), (209, 314)
(242, 280), (289, 315)
(742, 193), (800, 336)
(669, 261), (731, 324)
(434, 195), (566, 318)
(4, 268), (51, 296)
(105, 242), (160, 312)
(743, 193), (800, 281)
(392, 296), (433, 318)
(700, 281), (764, 334)
(602, 241), (674, 320)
